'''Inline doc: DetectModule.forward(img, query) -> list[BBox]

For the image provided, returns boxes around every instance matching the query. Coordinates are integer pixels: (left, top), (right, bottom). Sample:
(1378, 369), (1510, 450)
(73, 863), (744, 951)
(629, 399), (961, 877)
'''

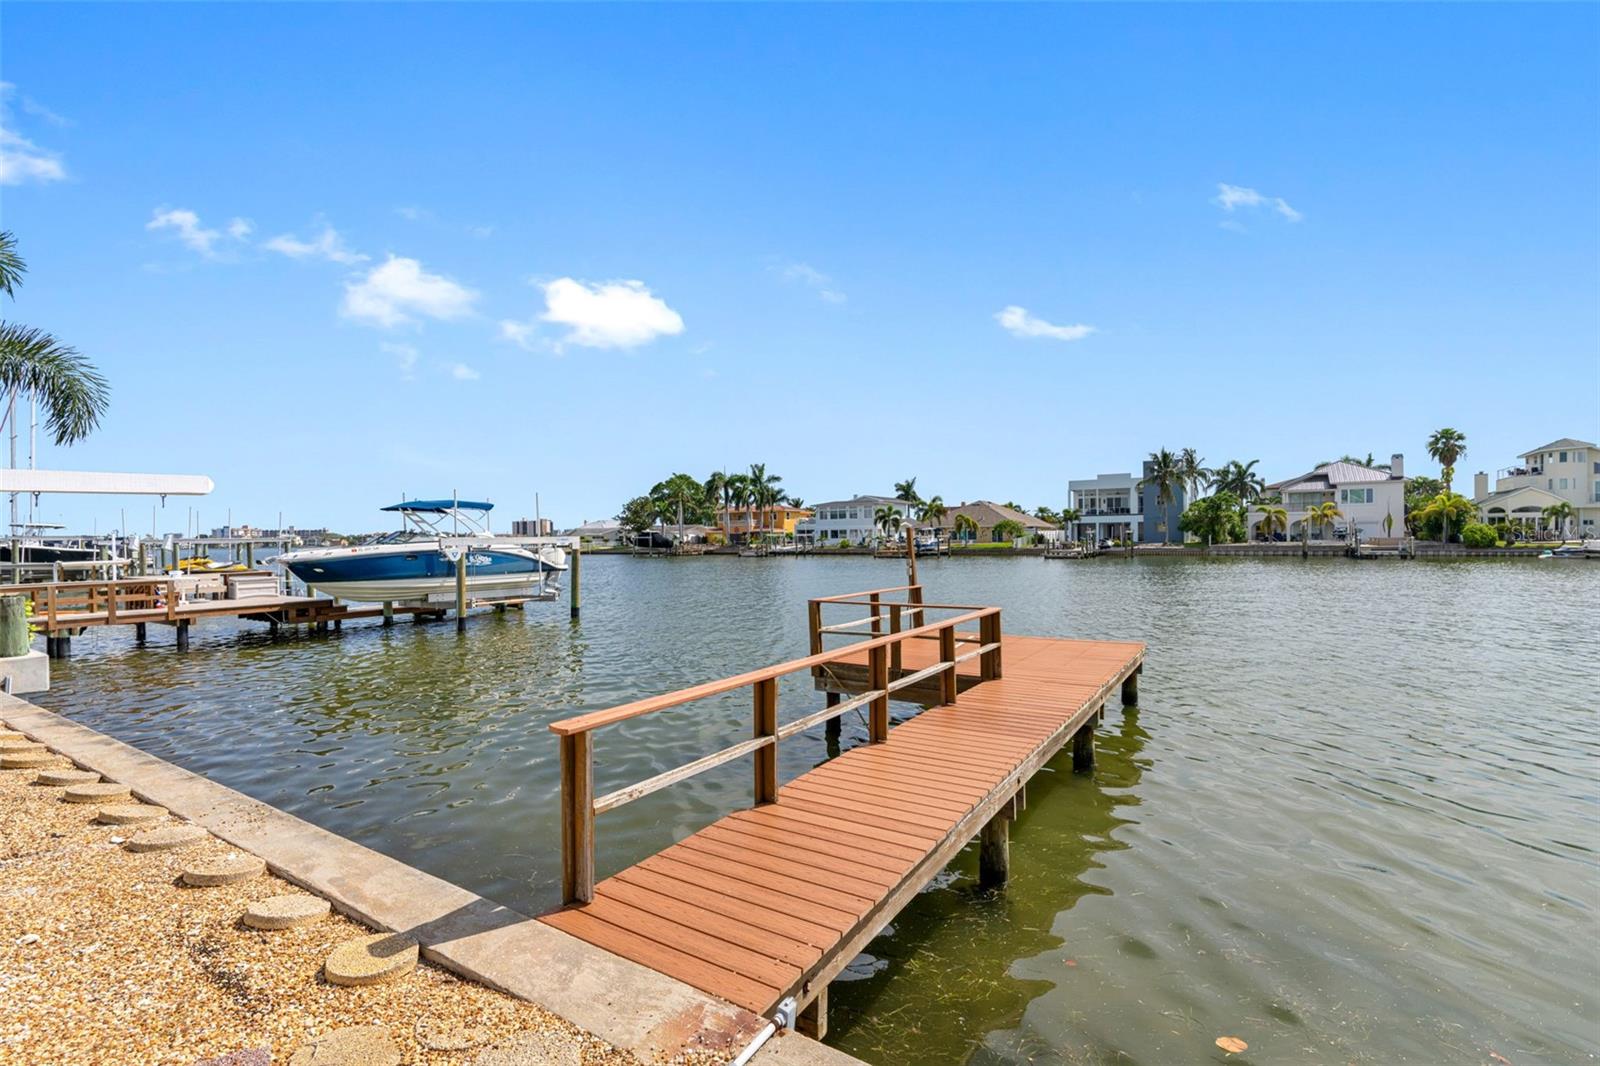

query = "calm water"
(37, 557), (1600, 1065)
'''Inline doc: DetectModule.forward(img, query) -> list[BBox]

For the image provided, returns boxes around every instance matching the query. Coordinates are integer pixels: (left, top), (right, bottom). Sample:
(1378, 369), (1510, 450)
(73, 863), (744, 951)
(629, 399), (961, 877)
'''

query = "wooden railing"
(548, 587), (1002, 904)
(0, 577), (180, 629)
(808, 583), (1002, 687)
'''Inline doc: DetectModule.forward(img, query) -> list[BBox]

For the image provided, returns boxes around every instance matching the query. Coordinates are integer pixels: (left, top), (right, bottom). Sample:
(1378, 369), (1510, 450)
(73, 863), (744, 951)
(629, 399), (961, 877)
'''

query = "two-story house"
(1473, 437), (1599, 535)
(1067, 473), (1142, 543)
(1249, 455), (1407, 540)
(716, 503), (813, 544)
(795, 496), (914, 546)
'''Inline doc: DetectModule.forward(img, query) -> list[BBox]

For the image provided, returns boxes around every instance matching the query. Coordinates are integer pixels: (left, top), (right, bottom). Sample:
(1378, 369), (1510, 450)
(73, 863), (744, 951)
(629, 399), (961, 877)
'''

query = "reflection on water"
(38, 556), (1600, 1065)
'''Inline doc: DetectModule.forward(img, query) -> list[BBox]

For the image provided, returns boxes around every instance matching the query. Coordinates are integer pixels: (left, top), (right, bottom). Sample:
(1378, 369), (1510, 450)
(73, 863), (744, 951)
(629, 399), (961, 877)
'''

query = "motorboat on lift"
(276, 499), (566, 603)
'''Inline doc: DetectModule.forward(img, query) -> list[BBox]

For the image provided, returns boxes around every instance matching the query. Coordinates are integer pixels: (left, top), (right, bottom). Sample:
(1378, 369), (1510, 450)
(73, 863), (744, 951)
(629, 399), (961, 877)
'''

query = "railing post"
(889, 603), (902, 675)
(869, 592), (882, 636)
(981, 610), (1003, 680)
(868, 643), (889, 743)
(807, 599), (822, 656)
(939, 624), (958, 705)
(560, 732), (595, 905)
(753, 678), (778, 805)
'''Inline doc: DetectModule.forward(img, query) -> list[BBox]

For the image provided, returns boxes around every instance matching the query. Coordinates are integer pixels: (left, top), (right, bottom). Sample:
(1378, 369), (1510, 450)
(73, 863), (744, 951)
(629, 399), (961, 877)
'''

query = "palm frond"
(0, 322), (111, 444)
(0, 233), (24, 299)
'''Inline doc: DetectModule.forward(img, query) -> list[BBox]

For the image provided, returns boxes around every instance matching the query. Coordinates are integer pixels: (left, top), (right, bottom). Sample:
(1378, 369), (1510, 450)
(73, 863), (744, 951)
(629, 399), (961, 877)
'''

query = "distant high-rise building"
(512, 518), (553, 536)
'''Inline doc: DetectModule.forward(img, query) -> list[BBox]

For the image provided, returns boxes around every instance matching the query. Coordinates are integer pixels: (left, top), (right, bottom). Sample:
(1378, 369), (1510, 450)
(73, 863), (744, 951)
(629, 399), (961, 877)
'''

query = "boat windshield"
(366, 530), (430, 546)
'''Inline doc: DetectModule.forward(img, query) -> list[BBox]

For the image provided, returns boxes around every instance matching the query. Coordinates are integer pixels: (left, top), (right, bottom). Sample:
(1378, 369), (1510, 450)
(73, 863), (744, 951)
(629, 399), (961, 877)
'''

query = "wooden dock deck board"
(540, 632), (1145, 1017)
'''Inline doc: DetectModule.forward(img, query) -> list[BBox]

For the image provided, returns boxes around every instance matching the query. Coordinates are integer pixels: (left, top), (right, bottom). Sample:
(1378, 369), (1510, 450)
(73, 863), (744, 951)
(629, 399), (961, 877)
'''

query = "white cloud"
(994, 305), (1095, 342)
(381, 341), (419, 381)
(264, 224), (367, 264)
(1214, 183), (1301, 222)
(535, 278), (684, 350)
(498, 319), (538, 351)
(341, 255), (477, 328)
(0, 83), (66, 185)
(780, 262), (846, 304)
(147, 208), (222, 256)
(447, 362), (480, 381)
(227, 218), (254, 240)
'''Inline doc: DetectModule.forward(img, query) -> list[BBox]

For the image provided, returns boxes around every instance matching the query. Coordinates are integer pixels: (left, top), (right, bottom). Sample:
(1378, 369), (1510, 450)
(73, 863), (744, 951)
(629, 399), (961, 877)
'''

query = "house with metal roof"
(795, 496), (915, 546)
(1248, 454), (1407, 541)
(1472, 437), (1599, 535)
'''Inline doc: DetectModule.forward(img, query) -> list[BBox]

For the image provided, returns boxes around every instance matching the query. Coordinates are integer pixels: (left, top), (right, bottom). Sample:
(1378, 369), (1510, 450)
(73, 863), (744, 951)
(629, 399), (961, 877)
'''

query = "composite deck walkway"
(540, 602), (1144, 1027)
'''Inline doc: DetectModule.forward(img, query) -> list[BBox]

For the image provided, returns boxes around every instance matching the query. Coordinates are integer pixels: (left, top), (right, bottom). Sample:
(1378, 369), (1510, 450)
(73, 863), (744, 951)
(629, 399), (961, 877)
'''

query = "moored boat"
(277, 500), (565, 602)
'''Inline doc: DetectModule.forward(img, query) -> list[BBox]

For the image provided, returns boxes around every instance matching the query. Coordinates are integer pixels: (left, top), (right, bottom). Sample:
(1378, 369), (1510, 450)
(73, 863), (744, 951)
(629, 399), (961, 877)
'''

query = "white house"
(796, 496), (915, 546)
(1067, 473), (1141, 543)
(1473, 437), (1599, 535)
(564, 519), (623, 547)
(1249, 455), (1407, 540)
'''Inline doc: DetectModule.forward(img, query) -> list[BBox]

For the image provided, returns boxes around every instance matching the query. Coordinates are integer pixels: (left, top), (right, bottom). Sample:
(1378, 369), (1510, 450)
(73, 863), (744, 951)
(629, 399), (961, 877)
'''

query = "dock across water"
(541, 584), (1144, 1038)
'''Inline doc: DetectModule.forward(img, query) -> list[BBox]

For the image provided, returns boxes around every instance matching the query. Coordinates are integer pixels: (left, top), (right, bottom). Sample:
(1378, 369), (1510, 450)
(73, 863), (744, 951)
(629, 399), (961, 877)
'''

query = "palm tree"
(1427, 428), (1468, 494)
(1212, 459), (1265, 504)
(727, 474), (752, 537)
(1298, 501), (1342, 554)
(873, 505), (902, 544)
(1177, 448), (1212, 510)
(919, 495), (947, 529)
(747, 463), (782, 535)
(651, 474), (705, 539)
(1138, 449), (1182, 542)
(1059, 506), (1082, 543)
(1416, 491), (1474, 543)
(0, 232), (110, 448)
(1256, 504), (1288, 542)
(893, 478), (920, 505)
(704, 470), (727, 516)
(953, 513), (978, 544)
(1542, 500), (1575, 539)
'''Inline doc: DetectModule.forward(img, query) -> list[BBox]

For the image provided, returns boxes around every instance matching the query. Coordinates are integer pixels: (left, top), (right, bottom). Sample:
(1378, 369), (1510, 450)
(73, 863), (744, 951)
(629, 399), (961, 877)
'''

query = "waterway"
(37, 556), (1600, 1064)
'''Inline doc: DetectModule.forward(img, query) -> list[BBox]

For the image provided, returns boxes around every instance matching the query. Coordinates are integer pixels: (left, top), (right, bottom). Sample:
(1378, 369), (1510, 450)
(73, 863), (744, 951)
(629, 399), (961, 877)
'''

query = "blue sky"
(2, 3), (1596, 533)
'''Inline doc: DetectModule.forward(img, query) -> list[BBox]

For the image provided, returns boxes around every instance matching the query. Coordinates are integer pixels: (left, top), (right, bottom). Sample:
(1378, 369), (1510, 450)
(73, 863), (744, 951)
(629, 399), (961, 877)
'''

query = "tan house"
(1473, 437), (1599, 536)
(930, 501), (1059, 543)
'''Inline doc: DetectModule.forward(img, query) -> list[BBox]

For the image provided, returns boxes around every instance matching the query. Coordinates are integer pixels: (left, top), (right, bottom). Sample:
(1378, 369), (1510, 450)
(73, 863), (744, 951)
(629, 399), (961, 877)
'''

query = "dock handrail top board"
(547, 603), (997, 738)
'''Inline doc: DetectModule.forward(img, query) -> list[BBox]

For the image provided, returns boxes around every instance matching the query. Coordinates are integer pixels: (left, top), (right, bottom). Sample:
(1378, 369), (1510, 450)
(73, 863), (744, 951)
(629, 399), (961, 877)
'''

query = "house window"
(1560, 451), (1568, 463)
(1560, 478), (1569, 490)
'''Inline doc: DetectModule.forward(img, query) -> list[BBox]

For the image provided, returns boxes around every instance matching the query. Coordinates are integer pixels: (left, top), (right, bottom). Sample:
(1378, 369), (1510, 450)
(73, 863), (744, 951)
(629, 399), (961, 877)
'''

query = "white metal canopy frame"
(0, 470), (214, 497)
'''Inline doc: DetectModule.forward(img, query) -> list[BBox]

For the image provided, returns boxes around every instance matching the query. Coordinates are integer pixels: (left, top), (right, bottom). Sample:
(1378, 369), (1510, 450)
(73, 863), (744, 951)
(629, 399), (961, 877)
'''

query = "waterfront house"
(1472, 437), (1599, 535)
(1249, 455), (1407, 540)
(928, 501), (1059, 544)
(1138, 459), (1188, 544)
(717, 503), (814, 544)
(564, 519), (623, 547)
(1068, 473), (1141, 543)
(796, 496), (914, 546)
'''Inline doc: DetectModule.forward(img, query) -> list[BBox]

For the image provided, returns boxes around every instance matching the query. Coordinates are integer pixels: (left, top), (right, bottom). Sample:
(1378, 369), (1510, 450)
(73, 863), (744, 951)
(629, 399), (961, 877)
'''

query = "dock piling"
(569, 545), (581, 621)
(979, 807), (1011, 889)
(455, 555), (467, 632)
(382, 601), (393, 627)
(1072, 713), (1097, 772)
(823, 691), (841, 744)
(1121, 664), (1140, 706)
(135, 622), (146, 644)
(798, 988), (828, 1040)
(175, 620), (190, 651)
(0, 595), (28, 658)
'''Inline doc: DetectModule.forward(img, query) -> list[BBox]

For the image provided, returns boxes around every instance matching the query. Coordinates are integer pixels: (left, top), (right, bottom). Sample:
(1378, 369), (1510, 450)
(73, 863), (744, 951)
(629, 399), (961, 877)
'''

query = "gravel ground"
(0, 749), (716, 1066)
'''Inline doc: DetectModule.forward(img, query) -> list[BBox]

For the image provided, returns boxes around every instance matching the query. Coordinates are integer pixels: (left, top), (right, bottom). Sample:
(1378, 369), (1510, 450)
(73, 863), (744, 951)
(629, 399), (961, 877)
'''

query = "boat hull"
(280, 544), (563, 603)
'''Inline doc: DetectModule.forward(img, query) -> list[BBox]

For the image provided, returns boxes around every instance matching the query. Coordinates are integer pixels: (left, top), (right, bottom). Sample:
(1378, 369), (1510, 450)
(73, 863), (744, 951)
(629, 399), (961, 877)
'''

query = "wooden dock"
(0, 575), (551, 657)
(542, 584), (1144, 1036)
